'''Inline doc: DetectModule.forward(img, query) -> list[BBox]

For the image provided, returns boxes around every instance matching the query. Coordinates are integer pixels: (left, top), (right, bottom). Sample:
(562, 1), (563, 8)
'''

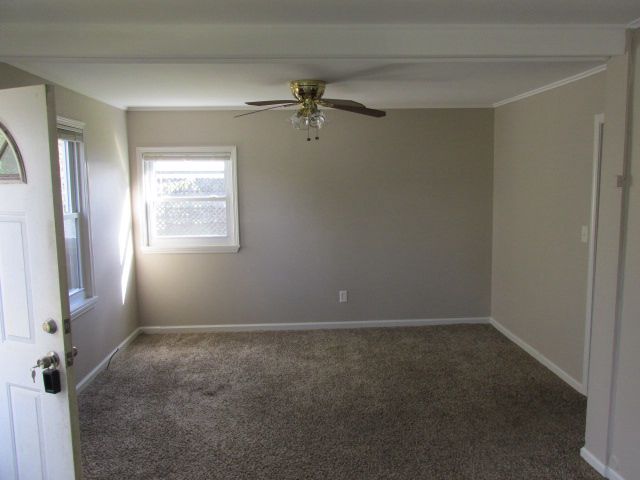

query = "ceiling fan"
(236, 79), (386, 141)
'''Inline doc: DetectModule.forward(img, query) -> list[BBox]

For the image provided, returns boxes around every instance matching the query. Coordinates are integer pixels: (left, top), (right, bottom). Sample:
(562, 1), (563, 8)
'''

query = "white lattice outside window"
(139, 147), (239, 253)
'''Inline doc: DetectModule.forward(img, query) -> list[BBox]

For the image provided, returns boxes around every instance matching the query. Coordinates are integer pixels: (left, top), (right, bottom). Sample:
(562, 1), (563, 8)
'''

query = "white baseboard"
(607, 468), (626, 480)
(489, 317), (585, 395)
(140, 317), (490, 334)
(581, 447), (627, 480)
(581, 447), (608, 476)
(76, 327), (142, 393)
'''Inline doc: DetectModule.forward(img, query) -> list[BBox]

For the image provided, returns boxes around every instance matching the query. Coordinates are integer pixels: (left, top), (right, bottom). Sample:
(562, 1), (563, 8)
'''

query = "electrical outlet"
(339, 290), (348, 303)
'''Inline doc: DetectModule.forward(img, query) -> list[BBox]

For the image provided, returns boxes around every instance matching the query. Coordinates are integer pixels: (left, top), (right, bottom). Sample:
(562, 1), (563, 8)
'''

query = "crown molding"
(492, 64), (607, 107)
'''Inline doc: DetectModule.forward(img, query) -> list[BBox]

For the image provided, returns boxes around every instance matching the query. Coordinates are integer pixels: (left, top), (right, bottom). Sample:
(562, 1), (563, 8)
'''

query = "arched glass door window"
(0, 122), (26, 183)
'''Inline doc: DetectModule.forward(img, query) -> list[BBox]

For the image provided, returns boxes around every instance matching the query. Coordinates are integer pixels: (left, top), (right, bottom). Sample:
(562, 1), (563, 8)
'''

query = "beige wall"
(492, 72), (605, 386)
(0, 63), (138, 381)
(127, 109), (494, 327)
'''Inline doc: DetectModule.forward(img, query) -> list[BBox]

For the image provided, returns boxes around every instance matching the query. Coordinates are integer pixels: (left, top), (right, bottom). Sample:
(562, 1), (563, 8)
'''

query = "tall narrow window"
(58, 118), (95, 315)
(139, 147), (239, 253)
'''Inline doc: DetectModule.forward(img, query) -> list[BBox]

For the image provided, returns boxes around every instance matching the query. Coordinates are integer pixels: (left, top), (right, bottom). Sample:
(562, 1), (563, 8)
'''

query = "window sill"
(70, 296), (98, 321)
(141, 245), (240, 254)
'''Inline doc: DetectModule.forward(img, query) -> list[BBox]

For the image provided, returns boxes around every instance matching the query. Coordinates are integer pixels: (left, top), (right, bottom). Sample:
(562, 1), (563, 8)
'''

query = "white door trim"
(583, 113), (605, 392)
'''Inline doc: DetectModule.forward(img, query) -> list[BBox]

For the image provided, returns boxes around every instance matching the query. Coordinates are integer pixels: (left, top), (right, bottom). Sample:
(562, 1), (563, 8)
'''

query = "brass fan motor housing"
(290, 80), (326, 102)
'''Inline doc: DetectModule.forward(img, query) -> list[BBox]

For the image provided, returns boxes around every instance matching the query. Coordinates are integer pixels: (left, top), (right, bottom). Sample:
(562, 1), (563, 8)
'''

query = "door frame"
(582, 112), (605, 392)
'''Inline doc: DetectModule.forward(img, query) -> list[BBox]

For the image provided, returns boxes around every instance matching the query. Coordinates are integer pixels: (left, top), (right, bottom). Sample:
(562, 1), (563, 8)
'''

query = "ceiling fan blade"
(235, 103), (299, 118)
(323, 103), (386, 118)
(319, 99), (365, 108)
(246, 100), (295, 106)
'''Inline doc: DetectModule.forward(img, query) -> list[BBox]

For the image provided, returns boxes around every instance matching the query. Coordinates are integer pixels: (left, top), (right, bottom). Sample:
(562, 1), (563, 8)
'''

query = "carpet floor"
(78, 325), (600, 479)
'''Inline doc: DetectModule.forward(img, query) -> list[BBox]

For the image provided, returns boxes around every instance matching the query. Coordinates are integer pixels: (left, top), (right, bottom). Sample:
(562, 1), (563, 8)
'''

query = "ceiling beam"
(0, 24), (627, 61)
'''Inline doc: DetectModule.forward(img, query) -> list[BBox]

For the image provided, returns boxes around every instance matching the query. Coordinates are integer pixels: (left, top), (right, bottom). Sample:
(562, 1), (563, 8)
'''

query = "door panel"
(8, 385), (47, 480)
(0, 85), (81, 480)
(0, 217), (33, 342)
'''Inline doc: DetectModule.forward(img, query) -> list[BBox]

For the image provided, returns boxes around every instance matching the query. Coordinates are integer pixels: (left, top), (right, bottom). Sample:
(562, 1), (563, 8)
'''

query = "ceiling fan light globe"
(289, 112), (308, 130)
(309, 111), (327, 129)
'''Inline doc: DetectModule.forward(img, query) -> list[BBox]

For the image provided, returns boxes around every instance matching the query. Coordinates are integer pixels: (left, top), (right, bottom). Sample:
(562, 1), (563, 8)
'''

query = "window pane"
(154, 199), (227, 237)
(58, 140), (71, 214)
(67, 143), (79, 213)
(156, 172), (225, 197)
(63, 215), (83, 292)
(151, 159), (225, 172)
(0, 146), (20, 175)
(58, 139), (80, 214)
(0, 127), (23, 180)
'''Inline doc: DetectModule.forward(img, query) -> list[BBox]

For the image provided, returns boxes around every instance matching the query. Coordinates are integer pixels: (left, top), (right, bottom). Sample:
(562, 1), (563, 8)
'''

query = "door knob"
(31, 352), (61, 393)
(35, 351), (60, 370)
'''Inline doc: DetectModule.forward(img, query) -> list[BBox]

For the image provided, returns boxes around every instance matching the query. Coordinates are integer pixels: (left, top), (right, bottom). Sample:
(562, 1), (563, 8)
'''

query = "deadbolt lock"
(66, 346), (79, 367)
(42, 319), (58, 334)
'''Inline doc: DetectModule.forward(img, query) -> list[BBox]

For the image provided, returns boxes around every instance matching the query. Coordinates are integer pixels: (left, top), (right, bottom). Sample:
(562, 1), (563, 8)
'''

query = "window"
(139, 147), (239, 253)
(0, 121), (26, 183)
(57, 117), (96, 316)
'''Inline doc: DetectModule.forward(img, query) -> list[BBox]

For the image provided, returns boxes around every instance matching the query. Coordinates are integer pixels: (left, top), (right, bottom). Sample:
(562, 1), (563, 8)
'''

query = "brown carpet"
(78, 325), (599, 479)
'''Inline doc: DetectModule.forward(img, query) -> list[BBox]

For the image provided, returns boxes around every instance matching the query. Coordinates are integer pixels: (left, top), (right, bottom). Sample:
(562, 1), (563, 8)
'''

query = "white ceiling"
(1, 1), (638, 109)
(9, 60), (605, 109)
(2, 0), (639, 25)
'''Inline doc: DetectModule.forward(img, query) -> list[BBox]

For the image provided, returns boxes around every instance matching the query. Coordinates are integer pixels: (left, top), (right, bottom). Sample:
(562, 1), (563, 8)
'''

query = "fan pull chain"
(315, 127), (319, 141)
(307, 124), (311, 142)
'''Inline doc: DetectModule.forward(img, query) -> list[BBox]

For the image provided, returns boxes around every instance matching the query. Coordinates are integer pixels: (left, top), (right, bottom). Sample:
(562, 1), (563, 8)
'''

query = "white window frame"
(57, 116), (97, 319)
(137, 146), (240, 254)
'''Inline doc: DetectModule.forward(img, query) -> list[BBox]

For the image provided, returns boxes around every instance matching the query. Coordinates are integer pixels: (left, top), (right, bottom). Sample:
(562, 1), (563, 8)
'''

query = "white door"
(0, 85), (81, 479)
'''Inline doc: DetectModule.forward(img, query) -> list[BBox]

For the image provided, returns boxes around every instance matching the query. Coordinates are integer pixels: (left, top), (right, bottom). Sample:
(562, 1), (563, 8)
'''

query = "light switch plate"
(581, 225), (589, 243)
